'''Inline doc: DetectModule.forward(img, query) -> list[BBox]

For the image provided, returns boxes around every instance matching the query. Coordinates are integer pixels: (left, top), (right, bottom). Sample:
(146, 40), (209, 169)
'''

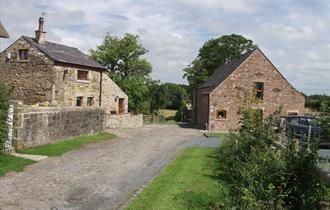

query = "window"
(76, 97), (83, 106)
(254, 82), (264, 100)
(287, 117), (298, 125)
(299, 118), (309, 126)
(18, 49), (28, 60)
(287, 111), (298, 116)
(77, 70), (89, 81)
(216, 110), (227, 119)
(87, 97), (93, 106)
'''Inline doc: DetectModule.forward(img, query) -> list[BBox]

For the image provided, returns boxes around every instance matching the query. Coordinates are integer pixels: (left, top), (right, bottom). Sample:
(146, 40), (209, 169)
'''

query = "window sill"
(215, 118), (227, 121)
(77, 80), (90, 84)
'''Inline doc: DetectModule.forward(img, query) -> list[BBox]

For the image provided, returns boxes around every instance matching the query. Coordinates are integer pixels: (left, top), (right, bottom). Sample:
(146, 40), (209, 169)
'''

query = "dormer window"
(77, 70), (89, 81)
(255, 82), (264, 100)
(18, 49), (28, 60)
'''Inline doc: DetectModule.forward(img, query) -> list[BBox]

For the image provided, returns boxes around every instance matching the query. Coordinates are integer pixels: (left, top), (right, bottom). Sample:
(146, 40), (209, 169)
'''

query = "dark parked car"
(284, 116), (322, 139)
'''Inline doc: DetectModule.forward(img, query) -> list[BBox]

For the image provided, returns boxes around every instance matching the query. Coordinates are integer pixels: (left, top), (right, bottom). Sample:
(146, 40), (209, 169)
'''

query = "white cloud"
(177, 0), (263, 14)
(0, 0), (329, 95)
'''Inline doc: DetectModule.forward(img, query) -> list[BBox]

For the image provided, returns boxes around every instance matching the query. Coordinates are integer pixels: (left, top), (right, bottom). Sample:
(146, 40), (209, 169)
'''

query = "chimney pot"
(35, 17), (46, 44)
(38, 17), (44, 31)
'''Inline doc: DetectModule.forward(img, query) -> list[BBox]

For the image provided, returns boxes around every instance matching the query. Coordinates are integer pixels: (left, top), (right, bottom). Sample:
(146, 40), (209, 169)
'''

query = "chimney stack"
(35, 17), (46, 44)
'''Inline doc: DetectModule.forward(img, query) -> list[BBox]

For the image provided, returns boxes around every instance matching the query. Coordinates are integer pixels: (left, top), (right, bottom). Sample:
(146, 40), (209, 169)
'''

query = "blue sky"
(0, 0), (329, 95)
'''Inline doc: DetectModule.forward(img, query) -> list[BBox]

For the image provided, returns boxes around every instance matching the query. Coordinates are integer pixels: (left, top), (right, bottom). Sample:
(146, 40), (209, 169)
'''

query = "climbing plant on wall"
(0, 84), (9, 152)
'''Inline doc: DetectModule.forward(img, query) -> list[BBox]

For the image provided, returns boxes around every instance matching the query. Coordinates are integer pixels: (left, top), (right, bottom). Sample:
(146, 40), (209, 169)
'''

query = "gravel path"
(0, 124), (220, 210)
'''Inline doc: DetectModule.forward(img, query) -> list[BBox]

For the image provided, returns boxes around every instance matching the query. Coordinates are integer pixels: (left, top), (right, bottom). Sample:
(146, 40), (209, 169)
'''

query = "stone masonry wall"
(13, 106), (143, 149)
(208, 49), (305, 131)
(101, 73), (128, 113)
(52, 65), (102, 107)
(14, 106), (106, 149)
(0, 37), (55, 105)
(105, 113), (143, 129)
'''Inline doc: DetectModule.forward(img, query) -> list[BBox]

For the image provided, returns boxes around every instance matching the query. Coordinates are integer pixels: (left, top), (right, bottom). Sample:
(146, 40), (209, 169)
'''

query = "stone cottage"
(192, 48), (305, 131)
(0, 17), (127, 114)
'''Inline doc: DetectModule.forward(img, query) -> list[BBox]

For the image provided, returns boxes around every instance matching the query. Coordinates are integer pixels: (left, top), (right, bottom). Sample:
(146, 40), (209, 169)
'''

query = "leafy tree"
(112, 74), (151, 114)
(91, 33), (153, 113)
(90, 33), (152, 78)
(183, 34), (256, 91)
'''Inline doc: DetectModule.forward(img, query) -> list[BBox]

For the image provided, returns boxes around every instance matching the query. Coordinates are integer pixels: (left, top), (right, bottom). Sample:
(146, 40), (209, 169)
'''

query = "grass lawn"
(203, 132), (228, 138)
(0, 154), (35, 177)
(17, 132), (116, 156)
(126, 148), (229, 210)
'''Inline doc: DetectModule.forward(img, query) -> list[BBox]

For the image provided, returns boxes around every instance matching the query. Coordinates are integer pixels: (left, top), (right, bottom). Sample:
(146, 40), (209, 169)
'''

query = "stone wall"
(14, 106), (106, 148)
(52, 65), (102, 107)
(13, 106), (143, 149)
(105, 113), (143, 129)
(0, 37), (55, 105)
(101, 73), (128, 113)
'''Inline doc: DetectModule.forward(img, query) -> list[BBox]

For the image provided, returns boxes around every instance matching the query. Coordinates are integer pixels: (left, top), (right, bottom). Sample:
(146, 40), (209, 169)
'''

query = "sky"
(0, 0), (329, 95)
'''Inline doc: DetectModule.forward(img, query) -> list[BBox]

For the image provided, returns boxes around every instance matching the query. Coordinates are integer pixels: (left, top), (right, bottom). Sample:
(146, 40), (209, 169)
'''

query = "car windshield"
(307, 118), (320, 127)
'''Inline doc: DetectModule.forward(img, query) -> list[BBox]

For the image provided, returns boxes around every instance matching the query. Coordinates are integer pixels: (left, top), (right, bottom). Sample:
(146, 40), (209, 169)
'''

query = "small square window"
(19, 49), (28, 60)
(216, 110), (227, 119)
(77, 70), (89, 81)
(76, 97), (83, 106)
(254, 82), (264, 100)
(87, 97), (93, 106)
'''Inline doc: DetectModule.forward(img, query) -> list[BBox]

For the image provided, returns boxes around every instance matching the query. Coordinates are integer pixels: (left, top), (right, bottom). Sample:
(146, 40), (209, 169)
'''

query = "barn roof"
(0, 22), (9, 38)
(199, 49), (256, 90)
(22, 36), (106, 70)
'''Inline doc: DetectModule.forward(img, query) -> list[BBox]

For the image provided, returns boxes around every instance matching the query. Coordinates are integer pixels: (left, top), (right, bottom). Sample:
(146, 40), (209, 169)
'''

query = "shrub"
(175, 101), (189, 122)
(217, 106), (329, 209)
(0, 84), (10, 152)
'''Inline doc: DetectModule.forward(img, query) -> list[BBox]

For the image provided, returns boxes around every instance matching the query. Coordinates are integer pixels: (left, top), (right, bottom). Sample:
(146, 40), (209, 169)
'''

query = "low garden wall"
(106, 113), (143, 129)
(14, 106), (106, 149)
(13, 106), (143, 149)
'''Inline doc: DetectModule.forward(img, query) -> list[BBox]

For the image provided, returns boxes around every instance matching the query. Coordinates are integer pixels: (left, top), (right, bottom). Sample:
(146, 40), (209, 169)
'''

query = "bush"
(0, 84), (10, 152)
(175, 101), (189, 122)
(217, 107), (329, 209)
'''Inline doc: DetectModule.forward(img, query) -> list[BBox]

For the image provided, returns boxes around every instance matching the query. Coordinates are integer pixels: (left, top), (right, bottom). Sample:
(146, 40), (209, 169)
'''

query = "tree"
(90, 33), (153, 113)
(183, 34), (256, 91)
(90, 33), (152, 78)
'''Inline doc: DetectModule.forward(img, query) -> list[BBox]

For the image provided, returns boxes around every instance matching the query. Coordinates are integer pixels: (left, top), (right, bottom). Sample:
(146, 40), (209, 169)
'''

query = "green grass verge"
(17, 132), (116, 156)
(126, 148), (229, 210)
(0, 154), (35, 177)
(203, 132), (228, 138)
(159, 109), (177, 118)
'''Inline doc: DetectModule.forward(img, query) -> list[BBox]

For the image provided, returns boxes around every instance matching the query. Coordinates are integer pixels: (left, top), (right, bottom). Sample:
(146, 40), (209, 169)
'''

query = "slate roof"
(23, 36), (106, 70)
(0, 22), (9, 38)
(199, 49), (256, 91)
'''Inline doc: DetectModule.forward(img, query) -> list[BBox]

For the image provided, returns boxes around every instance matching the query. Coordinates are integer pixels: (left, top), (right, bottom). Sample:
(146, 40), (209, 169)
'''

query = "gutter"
(99, 71), (102, 106)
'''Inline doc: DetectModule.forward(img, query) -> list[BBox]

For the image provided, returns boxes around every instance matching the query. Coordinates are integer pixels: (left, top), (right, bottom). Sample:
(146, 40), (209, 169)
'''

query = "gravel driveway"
(0, 124), (221, 210)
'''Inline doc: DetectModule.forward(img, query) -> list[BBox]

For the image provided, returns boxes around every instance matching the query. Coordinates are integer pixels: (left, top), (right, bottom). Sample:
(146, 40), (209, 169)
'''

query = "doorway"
(118, 98), (125, 114)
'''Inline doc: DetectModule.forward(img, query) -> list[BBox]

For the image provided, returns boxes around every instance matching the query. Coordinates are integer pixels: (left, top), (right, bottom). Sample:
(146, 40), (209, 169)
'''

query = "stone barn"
(0, 17), (127, 114)
(192, 48), (305, 131)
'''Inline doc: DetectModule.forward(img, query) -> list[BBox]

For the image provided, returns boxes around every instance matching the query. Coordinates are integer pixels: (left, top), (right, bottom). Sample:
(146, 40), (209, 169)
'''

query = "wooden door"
(118, 98), (125, 114)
